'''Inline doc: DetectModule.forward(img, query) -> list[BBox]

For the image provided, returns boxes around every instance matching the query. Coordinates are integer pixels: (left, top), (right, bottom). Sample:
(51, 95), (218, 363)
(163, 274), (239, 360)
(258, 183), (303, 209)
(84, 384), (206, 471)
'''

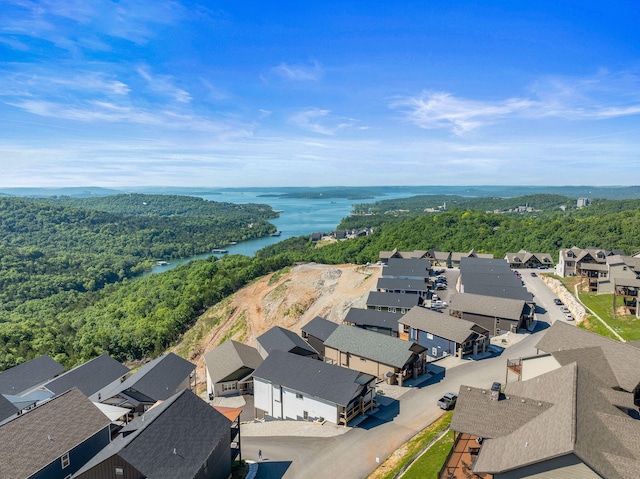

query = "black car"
(554, 298), (564, 305)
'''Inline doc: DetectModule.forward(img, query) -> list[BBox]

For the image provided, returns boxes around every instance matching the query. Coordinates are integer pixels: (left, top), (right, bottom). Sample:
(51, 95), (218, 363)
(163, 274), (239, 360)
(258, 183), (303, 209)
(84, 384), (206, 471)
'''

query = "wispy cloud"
(0, 0), (185, 51)
(270, 61), (323, 81)
(288, 108), (354, 135)
(392, 71), (640, 134)
(137, 67), (191, 103)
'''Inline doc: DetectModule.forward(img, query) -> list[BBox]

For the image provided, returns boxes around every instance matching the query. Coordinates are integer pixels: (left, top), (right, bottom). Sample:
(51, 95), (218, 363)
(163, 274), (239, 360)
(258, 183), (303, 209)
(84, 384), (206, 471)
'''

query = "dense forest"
(3, 192), (640, 371)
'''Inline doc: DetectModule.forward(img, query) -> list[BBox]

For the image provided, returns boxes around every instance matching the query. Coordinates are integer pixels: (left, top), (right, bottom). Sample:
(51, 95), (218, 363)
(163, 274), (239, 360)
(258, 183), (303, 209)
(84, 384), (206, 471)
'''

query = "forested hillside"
(3, 193), (640, 372)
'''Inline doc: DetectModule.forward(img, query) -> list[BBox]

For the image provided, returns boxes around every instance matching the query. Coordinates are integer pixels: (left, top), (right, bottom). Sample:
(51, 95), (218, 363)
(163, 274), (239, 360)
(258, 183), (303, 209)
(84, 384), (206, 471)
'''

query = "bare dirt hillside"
(172, 263), (382, 390)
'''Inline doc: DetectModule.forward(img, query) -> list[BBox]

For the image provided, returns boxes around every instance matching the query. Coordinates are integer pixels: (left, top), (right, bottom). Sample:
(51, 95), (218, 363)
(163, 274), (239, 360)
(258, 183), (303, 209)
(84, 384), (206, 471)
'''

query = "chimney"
(490, 381), (501, 401)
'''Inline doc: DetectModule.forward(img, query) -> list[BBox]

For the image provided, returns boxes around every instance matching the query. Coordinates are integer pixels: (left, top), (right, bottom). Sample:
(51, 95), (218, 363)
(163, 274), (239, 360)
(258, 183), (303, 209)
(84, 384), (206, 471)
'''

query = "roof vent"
(48, 435), (53, 441)
(521, 399), (526, 403)
(525, 441), (528, 448)
(173, 448), (177, 455)
(537, 402), (542, 406)
(481, 390), (486, 394)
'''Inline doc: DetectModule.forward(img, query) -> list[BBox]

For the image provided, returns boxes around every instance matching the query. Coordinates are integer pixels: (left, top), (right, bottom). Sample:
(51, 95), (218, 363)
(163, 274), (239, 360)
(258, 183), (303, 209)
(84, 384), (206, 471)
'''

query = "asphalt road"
(244, 269), (562, 479)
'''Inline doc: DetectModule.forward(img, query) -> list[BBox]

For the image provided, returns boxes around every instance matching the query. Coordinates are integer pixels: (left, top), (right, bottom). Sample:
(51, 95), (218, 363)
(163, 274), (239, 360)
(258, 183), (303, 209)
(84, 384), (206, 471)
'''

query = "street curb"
(245, 460), (259, 479)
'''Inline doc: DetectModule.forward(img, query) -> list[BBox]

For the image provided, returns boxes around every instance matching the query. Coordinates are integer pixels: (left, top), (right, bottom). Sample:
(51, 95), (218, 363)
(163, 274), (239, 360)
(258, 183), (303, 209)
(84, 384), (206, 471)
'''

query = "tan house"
(323, 325), (427, 386)
(503, 249), (554, 269)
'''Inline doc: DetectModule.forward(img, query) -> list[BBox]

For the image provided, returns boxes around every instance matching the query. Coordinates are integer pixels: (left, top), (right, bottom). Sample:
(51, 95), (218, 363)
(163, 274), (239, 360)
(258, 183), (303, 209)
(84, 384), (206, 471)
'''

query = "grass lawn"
(401, 430), (455, 479)
(578, 291), (640, 341)
(368, 412), (453, 479)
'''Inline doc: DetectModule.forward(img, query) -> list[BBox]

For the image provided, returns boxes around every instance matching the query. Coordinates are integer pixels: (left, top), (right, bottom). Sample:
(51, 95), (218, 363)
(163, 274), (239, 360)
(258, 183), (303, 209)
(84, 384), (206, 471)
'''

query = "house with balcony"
(398, 306), (489, 359)
(252, 350), (376, 426)
(366, 291), (423, 314)
(204, 340), (263, 399)
(503, 250), (554, 269)
(448, 292), (532, 336)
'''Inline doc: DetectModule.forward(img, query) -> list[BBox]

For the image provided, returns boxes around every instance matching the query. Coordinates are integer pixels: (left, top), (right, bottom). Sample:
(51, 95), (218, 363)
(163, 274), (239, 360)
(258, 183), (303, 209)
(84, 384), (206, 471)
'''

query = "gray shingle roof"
(257, 326), (318, 357)
(204, 340), (263, 385)
(44, 353), (129, 398)
(104, 353), (195, 402)
(376, 277), (429, 292)
(0, 354), (66, 395)
(460, 257), (533, 301)
(0, 388), (111, 478)
(343, 308), (401, 332)
(536, 321), (640, 392)
(382, 257), (431, 278)
(253, 350), (374, 406)
(301, 316), (339, 342)
(453, 363), (640, 479)
(448, 292), (526, 321)
(74, 389), (231, 479)
(366, 291), (423, 309)
(399, 306), (488, 343)
(324, 325), (425, 369)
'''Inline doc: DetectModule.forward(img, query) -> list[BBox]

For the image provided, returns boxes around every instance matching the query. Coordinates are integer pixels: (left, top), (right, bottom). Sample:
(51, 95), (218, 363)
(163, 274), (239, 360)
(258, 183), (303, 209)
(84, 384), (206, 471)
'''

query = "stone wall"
(540, 275), (587, 322)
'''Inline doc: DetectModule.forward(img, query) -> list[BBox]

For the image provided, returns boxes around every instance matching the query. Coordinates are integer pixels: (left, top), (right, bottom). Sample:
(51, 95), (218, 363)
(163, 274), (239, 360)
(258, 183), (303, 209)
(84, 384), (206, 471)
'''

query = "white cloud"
(271, 61), (323, 81)
(392, 71), (640, 134)
(137, 67), (191, 103)
(288, 108), (354, 135)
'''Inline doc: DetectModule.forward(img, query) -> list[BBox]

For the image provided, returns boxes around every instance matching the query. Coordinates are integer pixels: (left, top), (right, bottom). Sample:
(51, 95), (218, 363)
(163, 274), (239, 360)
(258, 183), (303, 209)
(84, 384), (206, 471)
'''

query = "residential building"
(100, 353), (195, 415)
(557, 247), (622, 278)
(0, 388), (111, 479)
(343, 308), (401, 336)
(42, 353), (130, 402)
(503, 250), (554, 269)
(323, 325), (427, 385)
(376, 277), (430, 298)
(0, 393), (19, 425)
(256, 326), (318, 359)
(459, 257), (533, 302)
(365, 291), (423, 314)
(445, 362), (640, 479)
(0, 354), (66, 396)
(74, 389), (234, 479)
(398, 306), (490, 359)
(252, 350), (376, 426)
(450, 249), (493, 268)
(448, 292), (532, 336)
(300, 316), (339, 359)
(204, 340), (263, 399)
(381, 257), (431, 280)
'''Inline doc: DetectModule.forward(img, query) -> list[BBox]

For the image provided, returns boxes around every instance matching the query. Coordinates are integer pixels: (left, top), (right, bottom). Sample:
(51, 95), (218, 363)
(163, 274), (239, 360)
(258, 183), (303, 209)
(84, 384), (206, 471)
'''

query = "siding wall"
(410, 329), (457, 358)
(323, 346), (396, 379)
(494, 453), (601, 479)
(74, 455), (145, 479)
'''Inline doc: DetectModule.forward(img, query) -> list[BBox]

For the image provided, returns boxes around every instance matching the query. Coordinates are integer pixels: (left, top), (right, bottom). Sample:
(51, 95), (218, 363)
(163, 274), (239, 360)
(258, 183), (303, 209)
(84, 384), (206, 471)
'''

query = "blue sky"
(1, 1), (640, 187)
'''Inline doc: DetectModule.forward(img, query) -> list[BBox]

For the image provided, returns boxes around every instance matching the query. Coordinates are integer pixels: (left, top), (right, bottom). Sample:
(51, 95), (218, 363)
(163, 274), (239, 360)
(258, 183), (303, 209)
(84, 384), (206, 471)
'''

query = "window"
(360, 357), (366, 362)
(61, 453), (70, 469)
(223, 383), (237, 391)
(303, 411), (309, 420)
(426, 333), (434, 340)
(115, 467), (124, 476)
(432, 347), (438, 356)
(401, 308), (406, 314)
(296, 393), (303, 399)
(390, 307), (397, 313)
(376, 306), (381, 311)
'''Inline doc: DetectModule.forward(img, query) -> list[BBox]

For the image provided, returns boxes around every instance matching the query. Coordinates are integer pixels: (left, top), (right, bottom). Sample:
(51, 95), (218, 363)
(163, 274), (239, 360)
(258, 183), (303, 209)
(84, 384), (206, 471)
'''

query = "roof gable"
(301, 316), (339, 342)
(0, 388), (110, 478)
(253, 350), (373, 406)
(324, 325), (425, 368)
(399, 306), (487, 343)
(44, 353), (129, 397)
(0, 355), (66, 395)
(449, 292), (526, 320)
(204, 340), (263, 385)
(257, 326), (318, 357)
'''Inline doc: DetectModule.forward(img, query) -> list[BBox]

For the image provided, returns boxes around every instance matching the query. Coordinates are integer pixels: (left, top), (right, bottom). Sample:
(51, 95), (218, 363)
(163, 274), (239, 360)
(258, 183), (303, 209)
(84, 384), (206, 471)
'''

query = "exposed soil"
(172, 263), (382, 390)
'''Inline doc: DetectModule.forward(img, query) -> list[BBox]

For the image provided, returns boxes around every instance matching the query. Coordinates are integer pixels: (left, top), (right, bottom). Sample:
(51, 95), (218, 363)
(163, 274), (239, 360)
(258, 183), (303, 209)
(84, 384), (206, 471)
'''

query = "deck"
(439, 433), (492, 479)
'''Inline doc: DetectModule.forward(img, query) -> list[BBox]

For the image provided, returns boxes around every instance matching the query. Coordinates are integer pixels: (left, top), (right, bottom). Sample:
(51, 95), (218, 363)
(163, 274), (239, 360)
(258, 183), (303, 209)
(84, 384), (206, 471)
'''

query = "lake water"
(145, 188), (415, 274)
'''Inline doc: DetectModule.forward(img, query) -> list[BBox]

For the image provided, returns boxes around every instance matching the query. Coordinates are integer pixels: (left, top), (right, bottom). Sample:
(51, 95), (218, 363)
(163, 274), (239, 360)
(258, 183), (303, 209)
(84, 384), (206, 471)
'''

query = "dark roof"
(0, 388), (111, 478)
(44, 353), (129, 398)
(382, 257), (431, 278)
(0, 394), (18, 423)
(343, 308), (401, 332)
(324, 325), (426, 369)
(0, 355), (66, 395)
(252, 350), (374, 407)
(366, 291), (423, 309)
(448, 292), (526, 321)
(536, 321), (640, 392)
(203, 340), (263, 385)
(376, 277), (429, 292)
(399, 306), (488, 343)
(460, 257), (533, 301)
(256, 326), (318, 357)
(75, 389), (231, 479)
(453, 363), (640, 478)
(301, 316), (339, 342)
(104, 353), (195, 402)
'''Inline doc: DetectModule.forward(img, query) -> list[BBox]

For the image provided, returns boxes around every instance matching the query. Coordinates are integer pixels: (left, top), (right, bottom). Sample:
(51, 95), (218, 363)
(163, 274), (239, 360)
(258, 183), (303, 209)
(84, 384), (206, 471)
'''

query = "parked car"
(565, 313), (574, 321)
(437, 392), (458, 410)
(539, 265), (549, 269)
(560, 306), (569, 313)
(553, 298), (563, 306)
(435, 283), (447, 290)
(530, 272), (537, 277)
